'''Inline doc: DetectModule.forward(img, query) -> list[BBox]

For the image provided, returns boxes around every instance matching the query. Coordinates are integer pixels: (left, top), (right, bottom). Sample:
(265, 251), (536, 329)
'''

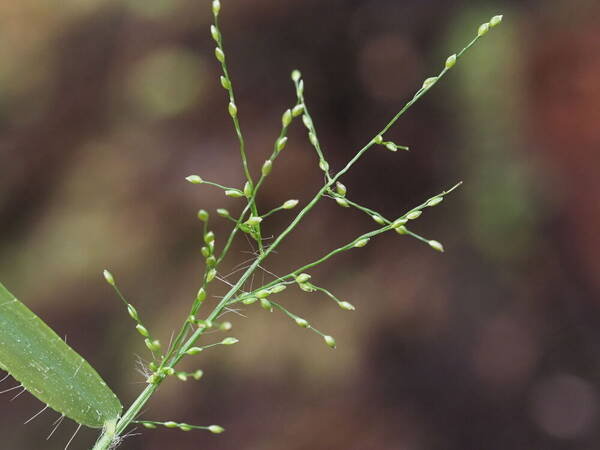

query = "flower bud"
(372, 214), (385, 225)
(490, 15), (503, 27)
(422, 77), (438, 89)
(291, 70), (301, 82)
(215, 47), (225, 63)
(282, 199), (299, 209)
(217, 208), (230, 218)
(225, 189), (243, 198)
(385, 142), (398, 152)
(201, 246), (210, 258)
(143, 422), (157, 429)
(276, 136), (288, 152)
(149, 362), (158, 371)
(204, 231), (215, 244)
(319, 160), (329, 172)
(136, 324), (149, 337)
(374, 135), (383, 144)
(197, 209), (209, 222)
(295, 317), (309, 328)
(335, 197), (350, 208)
(164, 421), (178, 428)
(295, 273), (311, 283)
(209, 425), (225, 434)
(179, 424), (192, 432)
(243, 181), (252, 198)
(406, 211), (422, 220)
(292, 104), (304, 117)
(197, 287), (206, 302)
(220, 76), (230, 89)
(228, 101), (237, 118)
(282, 109), (292, 127)
(445, 54), (457, 69)
(210, 25), (220, 42)
(219, 321), (232, 331)
(478, 23), (490, 36)
(206, 255), (216, 267)
(221, 337), (239, 345)
(177, 372), (189, 381)
(427, 197), (444, 207)
(323, 335), (336, 349)
(192, 370), (204, 380)
(242, 296), (257, 305)
(428, 240), (444, 252)
(336, 181), (347, 196)
(354, 238), (369, 248)
(185, 175), (203, 184)
(163, 367), (175, 376)
(339, 301), (355, 311)
(245, 216), (262, 226)
(103, 269), (115, 286)
(212, 0), (221, 15)
(261, 160), (273, 177)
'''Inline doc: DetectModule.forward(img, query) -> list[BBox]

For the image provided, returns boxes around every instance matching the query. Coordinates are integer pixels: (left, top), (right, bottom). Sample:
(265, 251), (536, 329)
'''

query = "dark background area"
(1, 0), (600, 448)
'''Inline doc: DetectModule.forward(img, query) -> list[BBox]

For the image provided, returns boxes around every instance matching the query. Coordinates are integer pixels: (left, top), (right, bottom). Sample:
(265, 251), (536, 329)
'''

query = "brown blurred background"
(1, 0), (600, 448)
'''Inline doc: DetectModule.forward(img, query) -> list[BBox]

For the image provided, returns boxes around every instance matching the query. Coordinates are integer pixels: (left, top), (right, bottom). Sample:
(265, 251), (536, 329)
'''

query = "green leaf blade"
(0, 282), (122, 428)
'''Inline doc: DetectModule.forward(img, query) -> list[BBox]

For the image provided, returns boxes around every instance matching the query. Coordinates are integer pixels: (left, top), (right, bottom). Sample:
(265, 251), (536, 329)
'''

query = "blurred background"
(1, 0), (600, 448)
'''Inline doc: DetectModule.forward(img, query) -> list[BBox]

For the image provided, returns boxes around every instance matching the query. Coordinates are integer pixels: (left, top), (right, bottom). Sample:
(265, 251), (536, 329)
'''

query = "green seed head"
(490, 15), (503, 27)
(339, 301), (356, 311)
(245, 216), (263, 226)
(373, 135), (383, 144)
(270, 284), (287, 293)
(212, 0), (221, 16)
(210, 25), (220, 42)
(215, 47), (225, 63)
(282, 199), (299, 209)
(295, 273), (311, 283)
(395, 225), (408, 235)
(204, 231), (215, 244)
(427, 197), (444, 207)
(164, 421), (178, 428)
(220, 76), (230, 90)
(186, 347), (203, 355)
(372, 214), (385, 225)
(243, 181), (252, 198)
(291, 70), (301, 82)
(242, 296), (258, 305)
(221, 337), (239, 346)
(428, 240), (444, 252)
(219, 321), (233, 331)
(185, 175), (203, 184)
(255, 289), (270, 299)
(103, 269), (115, 286)
(127, 304), (139, 321)
(225, 189), (243, 198)
(143, 422), (157, 429)
(354, 238), (370, 248)
(422, 77), (438, 89)
(197, 209), (209, 222)
(136, 324), (149, 337)
(260, 298), (273, 311)
(206, 268), (217, 283)
(193, 370), (204, 380)
(324, 335), (336, 349)
(197, 287), (207, 302)
(262, 160), (273, 177)
(478, 22), (490, 36)
(445, 54), (457, 69)
(392, 218), (408, 228)
(385, 142), (398, 152)
(295, 317), (309, 328)
(228, 101), (238, 118)
(209, 425), (225, 434)
(336, 181), (347, 197)
(282, 109), (292, 127)
(276, 136), (288, 152)
(335, 197), (350, 208)
(406, 211), (422, 220)
(217, 208), (230, 218)
(292, 104), (304, 117)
